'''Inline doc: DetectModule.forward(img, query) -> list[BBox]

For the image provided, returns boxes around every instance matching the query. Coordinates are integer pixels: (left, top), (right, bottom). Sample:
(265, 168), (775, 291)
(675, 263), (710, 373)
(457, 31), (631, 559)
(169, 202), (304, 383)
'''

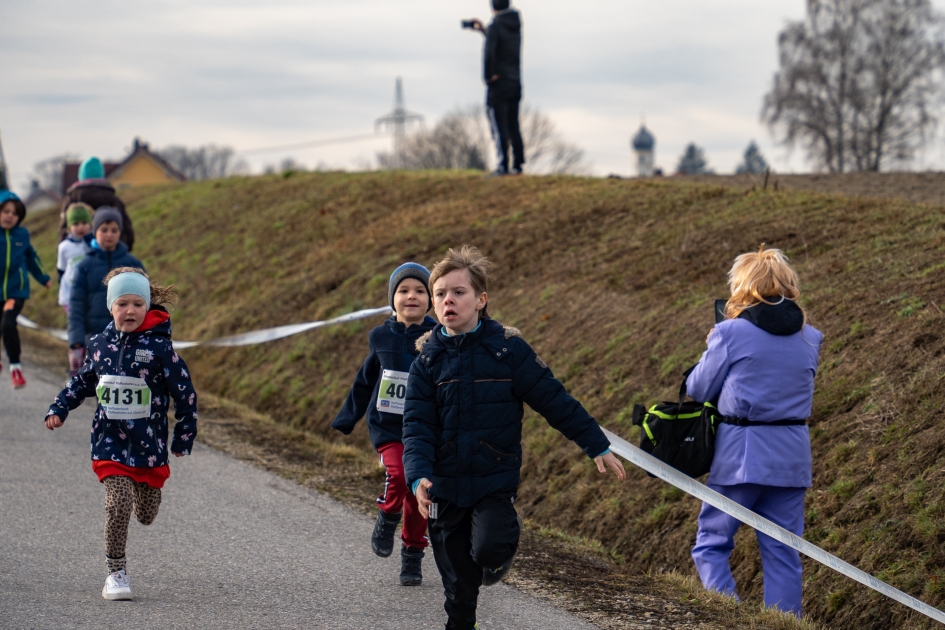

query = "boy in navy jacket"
(332, 263), (436, 586)
(402, 246), (626, 630)
(0, 190), (52, 388)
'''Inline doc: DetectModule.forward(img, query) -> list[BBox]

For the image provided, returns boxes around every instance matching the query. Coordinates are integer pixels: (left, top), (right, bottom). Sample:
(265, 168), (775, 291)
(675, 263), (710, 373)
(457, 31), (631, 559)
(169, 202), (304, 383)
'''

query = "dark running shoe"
(482, 515), (522, 587)
(484, 169), (508, 178)
(371, 509), (401, 557)
(400, 545), (424, 586)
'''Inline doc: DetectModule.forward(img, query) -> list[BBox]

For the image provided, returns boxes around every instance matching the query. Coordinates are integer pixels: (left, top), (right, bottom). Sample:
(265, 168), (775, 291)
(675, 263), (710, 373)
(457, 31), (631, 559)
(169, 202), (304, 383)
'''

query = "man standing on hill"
(469, 0), (524, 177)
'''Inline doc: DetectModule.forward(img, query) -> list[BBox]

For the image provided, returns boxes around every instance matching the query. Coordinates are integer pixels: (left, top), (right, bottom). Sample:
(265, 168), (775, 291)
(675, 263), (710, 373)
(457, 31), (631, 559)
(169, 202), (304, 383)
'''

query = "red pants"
(377, 441), (428, 549)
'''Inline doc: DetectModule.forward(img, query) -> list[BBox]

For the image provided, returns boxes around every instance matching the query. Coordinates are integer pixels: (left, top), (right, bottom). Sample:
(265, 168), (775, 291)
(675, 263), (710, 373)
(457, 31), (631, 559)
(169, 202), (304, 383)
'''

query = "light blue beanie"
(107, 272), (151, 311)
(79, 156), (105, 181)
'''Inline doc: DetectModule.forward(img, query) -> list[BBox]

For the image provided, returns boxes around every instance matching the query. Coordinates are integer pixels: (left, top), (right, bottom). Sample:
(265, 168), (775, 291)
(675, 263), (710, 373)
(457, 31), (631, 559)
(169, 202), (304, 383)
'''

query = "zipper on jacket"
(2, 230), (9, 300)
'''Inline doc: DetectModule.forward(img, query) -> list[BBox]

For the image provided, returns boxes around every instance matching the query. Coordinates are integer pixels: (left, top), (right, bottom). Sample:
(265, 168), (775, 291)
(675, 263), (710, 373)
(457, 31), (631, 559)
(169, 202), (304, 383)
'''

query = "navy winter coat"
(68, 236), (143, 346)
(1, 226), (50, 300)
(402, 318), (610, 508)
(332, 315), (437, 449)
(47, 307), (198, 467)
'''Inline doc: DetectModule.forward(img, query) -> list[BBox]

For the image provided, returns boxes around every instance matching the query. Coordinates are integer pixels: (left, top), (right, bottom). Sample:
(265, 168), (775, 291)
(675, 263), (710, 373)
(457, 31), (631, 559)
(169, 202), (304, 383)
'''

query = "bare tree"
(31, 153), (79, 194)
(377, 105), (587, 174)
(763, 0), (945, 172)
(158, 145), (249, 180)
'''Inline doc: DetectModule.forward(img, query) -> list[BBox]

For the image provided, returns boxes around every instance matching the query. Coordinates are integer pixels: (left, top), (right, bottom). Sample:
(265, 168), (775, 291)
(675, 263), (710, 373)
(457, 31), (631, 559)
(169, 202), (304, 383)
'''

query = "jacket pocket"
(478, 440), (520, 466)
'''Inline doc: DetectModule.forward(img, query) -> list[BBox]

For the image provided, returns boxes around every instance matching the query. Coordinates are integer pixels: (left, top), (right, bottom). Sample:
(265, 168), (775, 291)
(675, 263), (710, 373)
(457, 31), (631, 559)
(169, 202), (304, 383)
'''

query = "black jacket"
(332, 316), (437, 449)
(484, 9), (522, 85)
(402, 319), (609, 508)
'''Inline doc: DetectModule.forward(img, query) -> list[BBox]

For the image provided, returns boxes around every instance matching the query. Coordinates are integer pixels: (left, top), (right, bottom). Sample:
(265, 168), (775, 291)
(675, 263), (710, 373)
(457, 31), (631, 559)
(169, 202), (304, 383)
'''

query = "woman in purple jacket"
(685, 247), (822, 617)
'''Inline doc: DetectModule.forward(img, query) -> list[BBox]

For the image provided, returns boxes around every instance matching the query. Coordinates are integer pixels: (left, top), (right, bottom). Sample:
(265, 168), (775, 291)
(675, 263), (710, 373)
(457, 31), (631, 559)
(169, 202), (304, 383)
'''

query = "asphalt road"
(0, 362), (599, 630)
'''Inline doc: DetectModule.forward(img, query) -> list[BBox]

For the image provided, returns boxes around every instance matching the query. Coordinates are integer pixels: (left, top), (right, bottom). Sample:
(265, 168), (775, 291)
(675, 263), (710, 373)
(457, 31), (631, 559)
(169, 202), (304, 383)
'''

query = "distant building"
(62, 138), (186, 191)
(631, 125), (656, 177)
(24, 180), (62, 214)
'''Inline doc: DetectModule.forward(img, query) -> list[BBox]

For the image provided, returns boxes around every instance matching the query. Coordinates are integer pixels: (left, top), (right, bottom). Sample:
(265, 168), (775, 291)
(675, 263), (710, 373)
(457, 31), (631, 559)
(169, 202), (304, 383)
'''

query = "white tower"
(631, 124), (655, 177)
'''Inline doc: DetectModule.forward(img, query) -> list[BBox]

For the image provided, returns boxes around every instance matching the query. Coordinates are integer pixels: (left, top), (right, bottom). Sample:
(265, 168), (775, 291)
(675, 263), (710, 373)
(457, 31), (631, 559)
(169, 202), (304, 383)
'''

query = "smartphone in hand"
(714, 299), (727, 324)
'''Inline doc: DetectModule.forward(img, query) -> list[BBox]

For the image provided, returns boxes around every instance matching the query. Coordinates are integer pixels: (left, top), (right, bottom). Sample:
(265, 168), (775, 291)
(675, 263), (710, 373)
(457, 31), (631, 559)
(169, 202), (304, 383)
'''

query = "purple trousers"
(691, 483), (806, 617)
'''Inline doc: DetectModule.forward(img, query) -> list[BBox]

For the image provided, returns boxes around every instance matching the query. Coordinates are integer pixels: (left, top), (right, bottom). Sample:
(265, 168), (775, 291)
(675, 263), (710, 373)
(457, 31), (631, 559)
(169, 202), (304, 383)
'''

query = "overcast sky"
(3, 0), (945, 189)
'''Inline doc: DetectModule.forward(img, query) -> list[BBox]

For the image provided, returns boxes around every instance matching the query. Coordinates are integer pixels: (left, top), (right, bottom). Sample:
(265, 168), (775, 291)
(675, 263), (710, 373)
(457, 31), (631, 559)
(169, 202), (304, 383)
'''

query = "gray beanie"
(92, 206), (123, 234)
(389, 262), (432, 312)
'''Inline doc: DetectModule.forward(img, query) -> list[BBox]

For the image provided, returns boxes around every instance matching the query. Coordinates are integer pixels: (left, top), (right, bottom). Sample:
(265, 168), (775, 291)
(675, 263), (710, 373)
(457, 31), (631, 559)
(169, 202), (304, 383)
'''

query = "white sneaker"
(102, 570), (132, 600)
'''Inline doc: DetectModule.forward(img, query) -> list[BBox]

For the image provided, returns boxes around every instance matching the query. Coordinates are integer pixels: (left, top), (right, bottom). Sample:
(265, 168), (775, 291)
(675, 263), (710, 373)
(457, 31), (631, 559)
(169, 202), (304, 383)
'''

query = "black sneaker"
(371, 509), (401, 557)
(482, 515), (522, 587)
(400, 545), (424, 586)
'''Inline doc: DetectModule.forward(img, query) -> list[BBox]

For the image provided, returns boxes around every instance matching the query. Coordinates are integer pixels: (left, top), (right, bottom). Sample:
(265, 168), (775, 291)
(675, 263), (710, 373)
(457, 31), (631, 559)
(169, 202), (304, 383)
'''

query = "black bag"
(631, 370), (721, 478)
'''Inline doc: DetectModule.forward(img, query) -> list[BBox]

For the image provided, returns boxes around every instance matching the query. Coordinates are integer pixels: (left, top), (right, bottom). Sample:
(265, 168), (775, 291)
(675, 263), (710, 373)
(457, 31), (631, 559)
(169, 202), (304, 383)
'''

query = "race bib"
(376, 370), (409, 415)
(96, 375), (152, 420)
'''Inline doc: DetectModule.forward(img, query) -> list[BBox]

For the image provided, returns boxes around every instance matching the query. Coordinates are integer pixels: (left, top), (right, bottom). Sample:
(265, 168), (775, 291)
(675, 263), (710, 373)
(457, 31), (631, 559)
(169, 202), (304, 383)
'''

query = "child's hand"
(595, 452), (626, 480)
(173, 452), (185, 457)
(45, 415), (63, 431)
(706, 327), (715, 344)
(44, 280), (52, 289)
(416, 478), (434, 518)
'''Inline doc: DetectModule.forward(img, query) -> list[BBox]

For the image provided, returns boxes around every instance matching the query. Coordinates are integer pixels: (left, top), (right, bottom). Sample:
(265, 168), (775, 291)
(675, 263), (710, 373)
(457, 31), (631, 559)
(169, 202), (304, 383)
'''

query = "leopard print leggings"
(104, 475), (162, 574)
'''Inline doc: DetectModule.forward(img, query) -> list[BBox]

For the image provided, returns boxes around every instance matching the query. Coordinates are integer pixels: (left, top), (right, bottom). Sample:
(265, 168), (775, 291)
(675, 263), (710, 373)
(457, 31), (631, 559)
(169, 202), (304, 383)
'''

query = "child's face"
(433, 269), (487, 335)
(70, 221), (91, 238)
(95, 222), (121, 251)
(394, 278), (429, 325)
(0, 202), (18, 229)
(111, 295), (148, 332)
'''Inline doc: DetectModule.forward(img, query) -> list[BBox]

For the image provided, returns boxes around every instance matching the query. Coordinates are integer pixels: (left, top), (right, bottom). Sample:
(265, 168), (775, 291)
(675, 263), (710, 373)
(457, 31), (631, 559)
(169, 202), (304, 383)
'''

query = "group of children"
(0, 185), (141, 388)
(333, 247), (626, 630)
(6, 185), (621, 628)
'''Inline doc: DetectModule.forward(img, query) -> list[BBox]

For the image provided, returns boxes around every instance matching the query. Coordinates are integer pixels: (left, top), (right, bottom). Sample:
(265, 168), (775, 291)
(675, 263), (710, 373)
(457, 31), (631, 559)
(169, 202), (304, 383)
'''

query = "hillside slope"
(23, 171), (945, 628)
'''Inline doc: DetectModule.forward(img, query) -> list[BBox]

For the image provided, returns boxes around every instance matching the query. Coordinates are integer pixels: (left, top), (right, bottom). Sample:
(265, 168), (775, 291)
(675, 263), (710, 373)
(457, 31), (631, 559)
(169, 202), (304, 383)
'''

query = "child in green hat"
(57, 202), (93, 376)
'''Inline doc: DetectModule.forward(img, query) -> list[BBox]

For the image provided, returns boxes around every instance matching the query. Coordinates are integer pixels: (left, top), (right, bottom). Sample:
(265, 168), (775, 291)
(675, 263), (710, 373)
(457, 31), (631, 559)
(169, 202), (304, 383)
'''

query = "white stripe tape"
(17, 306), (393, 350)
(601, 428), (945, 625)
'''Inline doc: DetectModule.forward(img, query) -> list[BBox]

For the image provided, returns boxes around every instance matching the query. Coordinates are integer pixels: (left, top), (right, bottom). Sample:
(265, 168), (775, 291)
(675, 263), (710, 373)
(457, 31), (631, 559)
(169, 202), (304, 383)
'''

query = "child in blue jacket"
(45, 268), (197, 601)
(0, 190), (52, 389)
(69, 207), (143, 350)
(402, 245), (626, 630)
(332, 263), (436, 586)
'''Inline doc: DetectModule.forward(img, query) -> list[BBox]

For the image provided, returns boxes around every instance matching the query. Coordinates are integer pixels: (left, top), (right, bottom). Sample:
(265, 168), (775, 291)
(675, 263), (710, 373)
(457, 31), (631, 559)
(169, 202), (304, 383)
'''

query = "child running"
(402, 245), (626, 630)
(68, 207), (143, 354)
(0, 190), (52, 389)
(45, 268), (197, 601)
(57, 202), (93, 377)
(332, 263), (437, 586)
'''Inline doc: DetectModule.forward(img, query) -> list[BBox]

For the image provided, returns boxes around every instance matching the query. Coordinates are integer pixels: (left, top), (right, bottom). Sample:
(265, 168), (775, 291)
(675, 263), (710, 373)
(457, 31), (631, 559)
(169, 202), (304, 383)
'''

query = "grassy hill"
(22, 171), (945, 629)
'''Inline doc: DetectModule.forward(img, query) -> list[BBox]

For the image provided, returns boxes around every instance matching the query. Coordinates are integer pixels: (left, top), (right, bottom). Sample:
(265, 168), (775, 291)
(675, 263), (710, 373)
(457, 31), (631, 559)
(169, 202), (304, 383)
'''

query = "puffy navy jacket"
(68, 237), (143, 346)
(1, 226), (50, 300)
(332, 315), (437, 449)
(47, 307), (198, 467)
(402, 318), (610, 507)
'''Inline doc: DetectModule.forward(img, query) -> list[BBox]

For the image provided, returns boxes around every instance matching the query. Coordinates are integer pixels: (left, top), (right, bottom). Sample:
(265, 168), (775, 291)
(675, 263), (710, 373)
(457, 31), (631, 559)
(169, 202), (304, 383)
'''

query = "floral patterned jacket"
(47, 306), (198, 468)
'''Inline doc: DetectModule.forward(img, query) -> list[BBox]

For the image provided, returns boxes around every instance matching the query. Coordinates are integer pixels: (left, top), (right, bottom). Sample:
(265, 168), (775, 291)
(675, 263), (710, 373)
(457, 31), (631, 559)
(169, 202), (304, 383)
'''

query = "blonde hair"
(724, 245), (803, 320)
(103, 267), (177, 307)
(429, 245), (492, 319)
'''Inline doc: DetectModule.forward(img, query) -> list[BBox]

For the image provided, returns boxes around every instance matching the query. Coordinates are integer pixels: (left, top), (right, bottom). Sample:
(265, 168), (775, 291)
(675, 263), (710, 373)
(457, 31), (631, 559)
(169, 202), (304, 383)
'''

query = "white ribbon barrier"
(601, 428), (945, 625)
(17, 306), (394, 350)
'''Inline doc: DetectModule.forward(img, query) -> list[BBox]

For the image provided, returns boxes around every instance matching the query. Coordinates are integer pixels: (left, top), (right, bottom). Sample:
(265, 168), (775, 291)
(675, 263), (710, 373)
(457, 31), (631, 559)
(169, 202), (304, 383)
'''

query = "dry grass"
(21, 170), (945, 628)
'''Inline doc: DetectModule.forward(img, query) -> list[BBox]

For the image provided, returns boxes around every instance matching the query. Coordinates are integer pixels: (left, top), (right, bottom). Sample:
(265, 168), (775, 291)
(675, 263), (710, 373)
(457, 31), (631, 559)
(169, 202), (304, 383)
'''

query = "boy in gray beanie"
(332, 261), (435, 587)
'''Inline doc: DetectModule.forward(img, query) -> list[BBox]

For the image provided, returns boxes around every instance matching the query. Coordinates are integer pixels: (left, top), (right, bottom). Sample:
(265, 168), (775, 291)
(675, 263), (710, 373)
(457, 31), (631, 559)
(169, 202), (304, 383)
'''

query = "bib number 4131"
(96, 375), (152, 420)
